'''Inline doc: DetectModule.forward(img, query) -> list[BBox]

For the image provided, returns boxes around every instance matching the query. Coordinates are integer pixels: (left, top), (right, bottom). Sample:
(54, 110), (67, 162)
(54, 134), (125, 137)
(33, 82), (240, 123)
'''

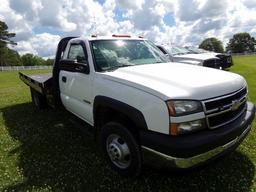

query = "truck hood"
(102, 62), (246, 101)
(174, 54), (218, 61)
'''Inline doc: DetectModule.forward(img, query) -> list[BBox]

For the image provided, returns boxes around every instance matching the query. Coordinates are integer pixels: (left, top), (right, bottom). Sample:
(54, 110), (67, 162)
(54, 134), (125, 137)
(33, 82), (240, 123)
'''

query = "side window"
(68, 44), (87, 63)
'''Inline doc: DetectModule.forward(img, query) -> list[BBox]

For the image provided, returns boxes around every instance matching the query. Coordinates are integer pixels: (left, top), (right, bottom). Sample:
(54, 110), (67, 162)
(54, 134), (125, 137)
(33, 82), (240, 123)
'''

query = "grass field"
(0, 56), (255, 192)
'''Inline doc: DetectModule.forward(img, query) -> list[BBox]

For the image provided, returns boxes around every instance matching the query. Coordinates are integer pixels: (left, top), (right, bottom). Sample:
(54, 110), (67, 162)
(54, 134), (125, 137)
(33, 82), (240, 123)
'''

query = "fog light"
(170, 119), (205, 135)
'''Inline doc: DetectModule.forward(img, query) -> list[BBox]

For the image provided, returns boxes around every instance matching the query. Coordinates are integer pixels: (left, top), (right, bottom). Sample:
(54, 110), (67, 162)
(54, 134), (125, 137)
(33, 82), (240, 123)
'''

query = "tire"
(30, 88), (47, 110)
(100, 122), (142, 177)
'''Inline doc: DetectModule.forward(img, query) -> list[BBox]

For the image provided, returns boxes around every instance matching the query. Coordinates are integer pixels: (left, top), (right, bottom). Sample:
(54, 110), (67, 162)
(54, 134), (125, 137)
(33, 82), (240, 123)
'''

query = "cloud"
(0, 0), (34, 41)
(193, 18), (226, 33)
(176, 0), (201, 22)
(37, 0), (77, 32)
(15, 33), (60, 57)
(200, 0), (228, 18)
(116, 0), (145, 10)
(176, 0), (228, 22)
(9, 0), (42, 21)
(242, 0), (256, 8)
(124, 0), (175, 31)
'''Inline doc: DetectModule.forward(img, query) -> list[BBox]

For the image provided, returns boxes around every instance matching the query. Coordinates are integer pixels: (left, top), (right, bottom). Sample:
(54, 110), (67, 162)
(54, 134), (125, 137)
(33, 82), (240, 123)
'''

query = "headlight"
(166, 100), (203, 116)
(170, 119), (206, 135)
(167, 100), (205, 135)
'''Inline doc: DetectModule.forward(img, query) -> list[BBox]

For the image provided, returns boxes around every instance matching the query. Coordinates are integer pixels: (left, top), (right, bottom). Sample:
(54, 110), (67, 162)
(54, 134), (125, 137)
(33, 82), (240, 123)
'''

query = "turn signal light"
(169, 124), (178, 136)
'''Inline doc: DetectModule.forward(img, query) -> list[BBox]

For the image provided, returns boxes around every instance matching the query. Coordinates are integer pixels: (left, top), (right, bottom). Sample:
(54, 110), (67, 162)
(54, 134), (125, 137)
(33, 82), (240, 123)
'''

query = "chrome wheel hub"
(106, 134), (131, 169)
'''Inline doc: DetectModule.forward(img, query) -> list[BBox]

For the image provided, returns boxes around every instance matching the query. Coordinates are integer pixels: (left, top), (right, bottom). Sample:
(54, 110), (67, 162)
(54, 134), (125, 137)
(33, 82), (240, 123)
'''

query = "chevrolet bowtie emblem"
(231, 100), (240, 111)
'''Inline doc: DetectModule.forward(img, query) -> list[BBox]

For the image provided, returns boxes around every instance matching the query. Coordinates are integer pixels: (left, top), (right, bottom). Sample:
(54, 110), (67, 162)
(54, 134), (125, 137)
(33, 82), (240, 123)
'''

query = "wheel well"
(94, 106), (140, 142)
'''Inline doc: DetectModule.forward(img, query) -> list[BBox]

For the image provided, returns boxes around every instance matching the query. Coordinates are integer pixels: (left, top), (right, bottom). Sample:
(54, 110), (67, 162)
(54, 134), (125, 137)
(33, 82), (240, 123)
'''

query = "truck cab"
(20, 35), (255, 177)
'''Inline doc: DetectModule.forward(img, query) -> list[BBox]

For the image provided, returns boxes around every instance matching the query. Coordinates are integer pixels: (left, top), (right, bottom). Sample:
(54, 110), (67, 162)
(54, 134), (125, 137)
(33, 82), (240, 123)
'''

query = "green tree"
(34, 55), (45, 66)
(199, 38), (224, 53)
(0, 20), (16, 45)
(0, 46), (22, 66)
(21, 54), (49, 66)
(5, 48), (22, 66)
(45, 58), (54, 66)
(226, 32), (256, 53)
(21, 54), (36, 66)
(0, 20), (19, 66)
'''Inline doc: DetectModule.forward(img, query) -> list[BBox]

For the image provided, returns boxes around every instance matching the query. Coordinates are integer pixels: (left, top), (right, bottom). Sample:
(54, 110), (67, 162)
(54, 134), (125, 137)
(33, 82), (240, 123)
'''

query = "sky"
(0, 0), (256, 58)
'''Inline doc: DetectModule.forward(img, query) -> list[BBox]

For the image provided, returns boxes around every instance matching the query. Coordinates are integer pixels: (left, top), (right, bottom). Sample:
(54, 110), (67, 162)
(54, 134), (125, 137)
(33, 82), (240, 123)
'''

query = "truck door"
(59, 42), (93, 125)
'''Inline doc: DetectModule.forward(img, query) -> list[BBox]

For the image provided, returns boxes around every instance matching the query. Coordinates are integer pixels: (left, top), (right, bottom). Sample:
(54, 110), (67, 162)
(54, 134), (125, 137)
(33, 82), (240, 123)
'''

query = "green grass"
(230, 55), (256, 102)
(0, 57), (256, 192)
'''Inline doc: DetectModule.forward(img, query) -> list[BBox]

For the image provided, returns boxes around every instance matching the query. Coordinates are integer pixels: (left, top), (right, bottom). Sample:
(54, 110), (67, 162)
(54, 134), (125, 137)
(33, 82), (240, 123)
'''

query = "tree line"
(199, 33), (256, 53)
(0, 20), (54, 66)
(1, 20), (256, 66)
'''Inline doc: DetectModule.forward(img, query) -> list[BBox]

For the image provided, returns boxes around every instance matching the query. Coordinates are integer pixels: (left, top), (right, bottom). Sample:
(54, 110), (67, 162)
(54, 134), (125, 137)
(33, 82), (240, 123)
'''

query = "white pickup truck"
(157, 44), (222, 69)
(186, 46), (233, 69)
(20, 35), (255, 177)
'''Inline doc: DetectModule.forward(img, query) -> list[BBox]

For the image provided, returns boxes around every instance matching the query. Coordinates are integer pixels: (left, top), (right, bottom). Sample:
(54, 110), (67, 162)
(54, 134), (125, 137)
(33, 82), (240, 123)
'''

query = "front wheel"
(100, 122), (142, 177)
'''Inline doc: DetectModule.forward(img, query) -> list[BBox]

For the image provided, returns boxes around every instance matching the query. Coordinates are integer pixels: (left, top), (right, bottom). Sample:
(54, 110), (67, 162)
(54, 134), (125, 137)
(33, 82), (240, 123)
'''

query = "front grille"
(208, 102), (246, 128)
(203, 59), (220, 69)
(226, 56), (232, 64)
(216, 54), (233, 68)
(203, 87), (247, 129)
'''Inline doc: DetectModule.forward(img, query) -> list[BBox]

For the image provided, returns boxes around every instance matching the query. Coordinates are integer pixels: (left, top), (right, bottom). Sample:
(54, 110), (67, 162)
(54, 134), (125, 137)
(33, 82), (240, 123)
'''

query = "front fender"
(93, 96), (148, 130)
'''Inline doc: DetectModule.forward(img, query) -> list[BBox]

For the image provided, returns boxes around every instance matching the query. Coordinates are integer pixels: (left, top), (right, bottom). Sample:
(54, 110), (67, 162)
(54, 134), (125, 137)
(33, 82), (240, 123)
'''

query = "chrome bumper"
(142, 124), (251, 169)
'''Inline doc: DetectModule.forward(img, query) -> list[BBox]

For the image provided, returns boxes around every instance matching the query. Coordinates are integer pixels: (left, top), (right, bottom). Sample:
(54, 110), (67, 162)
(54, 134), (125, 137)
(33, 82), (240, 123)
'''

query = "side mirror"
(163, 54), (170, 61)
(59, 59), (89, 74)
(163, 54), (172, 61)
(76, 56), (87, 64)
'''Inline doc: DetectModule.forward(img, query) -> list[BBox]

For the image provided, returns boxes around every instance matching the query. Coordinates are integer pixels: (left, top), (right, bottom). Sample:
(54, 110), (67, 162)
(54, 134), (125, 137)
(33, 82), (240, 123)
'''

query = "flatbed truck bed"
(19, 72), (55, 108)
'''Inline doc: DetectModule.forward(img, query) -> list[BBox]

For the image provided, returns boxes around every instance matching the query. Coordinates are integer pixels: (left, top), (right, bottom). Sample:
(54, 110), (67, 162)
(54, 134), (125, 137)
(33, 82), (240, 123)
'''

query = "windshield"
(186, 47), (209, 54)
(167, 46), (192, 55)
(90, 40), (168, 72)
